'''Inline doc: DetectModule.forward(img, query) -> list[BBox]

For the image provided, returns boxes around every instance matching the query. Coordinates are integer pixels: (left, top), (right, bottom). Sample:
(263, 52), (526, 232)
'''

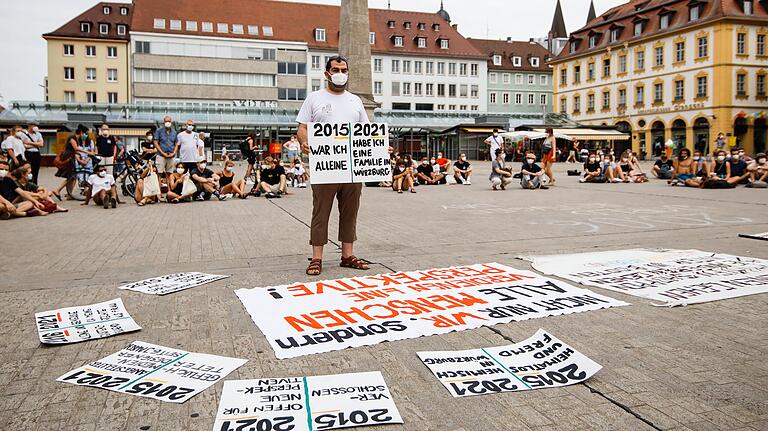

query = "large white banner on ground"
(35, 298), (141, 344)
(417, 329), (601, 397)
(739, 232), (768, 241)
(522, 249), (768, 306)
(57, 341), (246, 403)
(118, 272), (229, 295)
(213, 371), (403, 431)
(308, 122), (391, 184)
(234, 263), (628, 359)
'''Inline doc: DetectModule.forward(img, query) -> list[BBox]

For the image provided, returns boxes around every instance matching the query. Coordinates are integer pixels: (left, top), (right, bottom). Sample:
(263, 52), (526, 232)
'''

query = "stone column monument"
(339, 0), (379, 120)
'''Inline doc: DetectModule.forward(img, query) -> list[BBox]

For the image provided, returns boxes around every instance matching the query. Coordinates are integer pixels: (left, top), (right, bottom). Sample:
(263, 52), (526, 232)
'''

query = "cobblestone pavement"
(1, 162), (766, 431)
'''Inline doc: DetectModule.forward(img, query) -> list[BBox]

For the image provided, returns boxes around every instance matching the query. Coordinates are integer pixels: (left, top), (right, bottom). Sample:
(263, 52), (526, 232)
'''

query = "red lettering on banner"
(360, 304), (398, 319)
(479, 264), (508, 274)
(335, 307), (375, 323)
(365, 275), (401, 286)
(422, 312), (488, 328)
(286, 284), (313, 297)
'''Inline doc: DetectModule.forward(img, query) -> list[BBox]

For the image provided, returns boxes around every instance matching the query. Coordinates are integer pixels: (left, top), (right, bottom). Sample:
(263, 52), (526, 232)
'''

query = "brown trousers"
(310, 183), (362, 246)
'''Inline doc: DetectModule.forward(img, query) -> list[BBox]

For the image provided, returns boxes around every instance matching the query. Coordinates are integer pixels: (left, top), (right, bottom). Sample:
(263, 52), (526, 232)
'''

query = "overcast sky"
(0, 0), (624, 102)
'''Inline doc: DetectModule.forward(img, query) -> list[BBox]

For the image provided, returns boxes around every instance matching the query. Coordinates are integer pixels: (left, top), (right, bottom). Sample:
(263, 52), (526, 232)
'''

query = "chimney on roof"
(507, 37), (512, 42)
(452, 23), (457, 31)
(529, 38), (535, 44)
(587, 0), (597, 24)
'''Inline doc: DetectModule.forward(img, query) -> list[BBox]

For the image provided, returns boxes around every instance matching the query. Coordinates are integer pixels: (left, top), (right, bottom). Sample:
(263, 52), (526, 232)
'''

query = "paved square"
(1, 162), (766, 431)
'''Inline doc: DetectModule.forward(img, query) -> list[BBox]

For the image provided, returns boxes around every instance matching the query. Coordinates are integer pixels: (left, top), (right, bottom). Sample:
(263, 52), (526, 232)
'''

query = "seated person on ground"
(684, 150), (711, 188)
(670, 148), (695, 185)
(416, 157), (444, 185)
(216, 160), (247, 199)
(82, 165), (119, 209)
(0, 159), (47, 217)
(626, 151), (648, 182)
(727, 149), (751, 185)
(430, 157), (447, 184)
(520, 152), (548, 190)
(709, 150), (730, 179)
(489, 149), (513, 190)
(581, 153), (603, 183)
(134, 161), (162, 206)
(614, 152), (634, 183)
(453, 153), (472, 185)
(392, 158), (416, 194)
(254, 156), (287, 198)
(166, 163), (195, 203)
(600, 154), (620, 182)
(190, 159), (225, 200)
(747, 153), (767, 182)
(15, 163), (67, 213)
(289, 159), (307, 188)
(435, 152), (451, 174)
(652, 154), (674, 179)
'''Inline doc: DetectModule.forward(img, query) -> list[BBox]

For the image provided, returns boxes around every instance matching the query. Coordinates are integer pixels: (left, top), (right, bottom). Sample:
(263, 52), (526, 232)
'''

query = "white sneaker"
(612, 178), (621, 183)
(457, 177), (465, 185)
(579, 178), (586, 183)
(465, 180), (471, 185)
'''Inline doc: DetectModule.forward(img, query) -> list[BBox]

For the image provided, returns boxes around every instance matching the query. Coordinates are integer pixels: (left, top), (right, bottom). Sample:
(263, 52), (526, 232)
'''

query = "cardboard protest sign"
(213, 371), (403, 431)
(118, 272), (228, 295)
(35, 298), (141, 344)
(418, 329), (601, 397)
(739, 232), (768, 241)
(57, 341), (246, 403)
(522, 249), (768, 306)
(235, 263), (628, 359)
(308, 122), (391, 184)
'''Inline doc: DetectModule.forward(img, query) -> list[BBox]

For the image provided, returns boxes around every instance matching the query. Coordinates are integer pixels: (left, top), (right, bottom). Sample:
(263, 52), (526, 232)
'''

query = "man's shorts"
(266, 183), (281, 193)
(157, 156), (176, 173)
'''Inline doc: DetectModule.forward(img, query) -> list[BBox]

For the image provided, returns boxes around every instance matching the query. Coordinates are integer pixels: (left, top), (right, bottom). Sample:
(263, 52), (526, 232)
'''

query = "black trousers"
(25, 151), (41, 184)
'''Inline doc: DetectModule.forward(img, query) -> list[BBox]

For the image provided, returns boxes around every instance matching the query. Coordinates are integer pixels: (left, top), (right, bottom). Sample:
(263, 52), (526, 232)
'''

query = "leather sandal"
(306, 258), (322, 276)
(340, 255), (370, 270)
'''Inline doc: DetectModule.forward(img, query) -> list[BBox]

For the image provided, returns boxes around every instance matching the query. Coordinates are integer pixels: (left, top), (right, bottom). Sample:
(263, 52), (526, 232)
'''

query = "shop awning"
(109, 127), (152, 136)
(530, 128), (629, 141)
(461, 127), (506, 134)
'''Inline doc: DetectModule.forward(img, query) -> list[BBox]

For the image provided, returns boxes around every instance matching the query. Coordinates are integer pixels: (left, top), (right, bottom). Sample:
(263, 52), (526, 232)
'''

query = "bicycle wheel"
(123, 171), (139, 199)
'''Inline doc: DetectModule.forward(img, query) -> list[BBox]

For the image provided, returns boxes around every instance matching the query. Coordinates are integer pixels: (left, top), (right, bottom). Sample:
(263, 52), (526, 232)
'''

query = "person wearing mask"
(140, 131), (158, 162)
(190, 158), (226, 201)
(709, 150), (730, 179)
(520, 152), (548, 190)
(166, 163), (195, 203)
(15, 163), (67, 213)
(177, 120), (203, 172)
(600, 154), (619, 182)
(652, 154), (674, 179)
(284, 135), (300, 162)
(95, 124), (117, 174)
(392, 159), (416, 194)
(541, 128), (557, 185)
(727, 148), (750, 185)
(435, 152), (451, 175)
(82, 164), (118, 209)
(580, 152), (603, 183)
(453, 153), (472, 185)
(74, 127), (96, 184)
(297, 56), (371, 276)
(484, 128), (504, 162)
(747, 153), (767, 183)
(20, 121), (44, 183)
(134, 161), (162, 206)
(0, 159), (47, 217)
(290, 158), (307, 188)
(489, 148), (513, 190)
(684, 150), (711, 187)
(714, 132), (726, 154)
(416, 157), (443, 185)
(254, 156), (287, 198)
(429, 156), (447, 184)
(154, 116), (178, 180)
(2, 125), (26, 168)
(216, 160), (246, 199)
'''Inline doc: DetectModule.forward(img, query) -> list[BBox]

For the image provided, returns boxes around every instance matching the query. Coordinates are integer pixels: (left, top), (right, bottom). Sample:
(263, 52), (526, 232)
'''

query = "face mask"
(717, 156), (725, 162)
(757, 158), (766, 164)
(26, 173), (33, 180)
(589, 158), (595, 163)
(98, 171), (106, 178)
(199, 163), (207, 170)
(0, 170), (6, 178)
(329, 72), (348, 86)
(146, 136), (153, 142)
(693, 156), (700, 161)
(398, 167), (405, 172)
(526, 159), (535, 164)
(430, 159), (436, 164)
(731, 155), (739, 161)
(261, 164), (270, 170)
(81, 133), (88, 140)
(165, 121), (172, 128)
(422, 161), (429, 165)
(226, 166), (234, 172)
(176, 168), (185, 174)
(186, 125), (194, 132)
(32, 126), (39, 133)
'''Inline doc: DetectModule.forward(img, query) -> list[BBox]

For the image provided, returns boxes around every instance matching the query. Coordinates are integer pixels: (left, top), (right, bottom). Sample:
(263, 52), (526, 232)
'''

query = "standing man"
(20, 121), (44, 183)
(95, 124), (117, 174)
(177, 120), (202, 173)
(297, 56), (370, 276)
(484, 128), (504, 162)
(154, 116), (178, 180)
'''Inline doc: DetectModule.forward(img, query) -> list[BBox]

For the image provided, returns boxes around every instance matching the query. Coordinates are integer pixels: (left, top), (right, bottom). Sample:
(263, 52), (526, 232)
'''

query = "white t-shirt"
(291, 165), (306, 176)
(296, 89), (369, 124)
(19, 130), (43, 153)
(177, 131), (202, 163)
(286, 140), (300, 152)
(486, 135), (503, 157)
(87, 173), (115, 195)
(2, 136), (26, 160)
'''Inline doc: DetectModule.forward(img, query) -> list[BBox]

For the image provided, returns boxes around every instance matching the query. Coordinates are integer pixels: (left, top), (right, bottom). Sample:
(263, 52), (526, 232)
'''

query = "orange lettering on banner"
(286, 284), (313, 297)
(365, 275), (403, 286)
(422, 312), (488, 328)
(342, 287), (405, 302)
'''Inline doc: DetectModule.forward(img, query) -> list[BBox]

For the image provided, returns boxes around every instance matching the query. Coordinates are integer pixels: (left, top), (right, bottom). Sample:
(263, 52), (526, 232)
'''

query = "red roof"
(44, 2), (131, 41)
(129, 0), (484, 58)
(556, 0), (768, 61)
(467, 38), (553, 72)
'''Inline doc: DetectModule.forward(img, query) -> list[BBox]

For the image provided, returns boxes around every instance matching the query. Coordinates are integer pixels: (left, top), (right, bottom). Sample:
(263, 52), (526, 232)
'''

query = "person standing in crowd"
(2, 126), (26, 168)
(140, 131), (158, 162)
(520, 151), (548, 190)
(243, 130), (259, 184)
(490, 148), (512, 190)
(19, 121), (43, 183)
(154, 116), (178, 180)
(95, 124), (117, 174)
(74, 127), (96, 184)
(284, 135), (300, 162)
(177, 120), (202, 172)
(53, 125), (86, 199)
(566, 140), (579, 163)
(541, 128), (557, 186)
(453, 153), (472, 185)
(82, 164), (118, 209)
(216, 160), (247, 199)
(484, 128), (504, 162)
(114, 136), (126, 174)
(297, 55), (370, 276)
(391, 158), (415, 194)
(714, 132), (726, 154)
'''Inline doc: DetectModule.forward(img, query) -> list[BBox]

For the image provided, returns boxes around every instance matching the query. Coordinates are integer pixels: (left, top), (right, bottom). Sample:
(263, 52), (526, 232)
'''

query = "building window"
(513, 93), (521, 104)
(449, 84), (456, 97)
(573, 95), (581, 113)
(85, 45), (96, 57)
(501, 73), (509, 84)
(634, 21), (644, 36)
(440, 39), (449, 49)
(603, 59), (611, 77)
(391, 82), (400, 96)
(449, 63), (457, 75)
(415, 61), (422, 74)
(675, 41), (685, 62)
(736, 73), (747, 95)
(587, 93), (595, 111)
(312, 79), (321, 92)
(169, 20), (181, 30)
(64, 91), (75, 102)
(587, 63), (595, 81)
(489, 72), (497, 84)
(611, 28), (621, 42)
(574, 65), (581, 83)
(560, 68), (567, 85)
(86, 68), (96, 81)
(403, 60), (411, 73)
(426, 83), (434, 96)
(262, 26), (273, 36)
(312, 55), (321, 70)
(232, 24), (243, 34)
(619, 55), (627, 73)
(120, 7), (128, 15)
(278, 88), (307, 101)
(471, 85), (479, 98)
(655, 46), (664, 66)
(531, 57), (540, 67)
(674, 79), (684, 100)
(373, 58), (382, 72)
(689, 5), (700, 21)
(758, 34), (766, 56)
(135, 41), (150, 54)
(618, 88), (627, 106)
(635, 85), (644, 105)
(490, 92), (497, 104)
(660, 14), (670, 29)
(589, 35), (599, 48)
(247, 25), (258, 35)
(654, 83), (663, 102)
(426, 62), (434, 74)
(108, 92), (118, 104)
(415, 83), (423, 96)
(403, 83), (411, 96)
(417, 37), (427, 48)
(314, 28), (326, 41)
(560, 98), (567, 113)
(602, 91), (610, 109)
(636, 50), (645, 69)
(540, 94), (547, 105)
(64, 67), (74, 80)
(369, 32), (376, 45)
(460, 63), (468, 76)
(86, 92), (97, 103)
(373, 81), (383, 96)
(493, 55), (502, 66)
(757, 74), (766, 96)
(697, 36), (708, 58)
(107, 69), (118, 82)
(528, 93), (535, 105)
(697, 76), (707, 97)
(117, 25), (126, 35)
(63, 44), (74, 56)
(99, 23), (109, 34)
(737, 33), (746, 55)
(744, 0), (753, 15)
(217, 23), (228, 33)
(394, 36), (404, 47)
(391, 60), (400, 73)
(437, 84), (445, 96)
(437, 62), (445, 75)
(528, 74), (535, 85)
(81, 22), (92, 32)
(277, 62), (307, 75)
(540, 75), (548, 85)
(103, 6), (111, 14)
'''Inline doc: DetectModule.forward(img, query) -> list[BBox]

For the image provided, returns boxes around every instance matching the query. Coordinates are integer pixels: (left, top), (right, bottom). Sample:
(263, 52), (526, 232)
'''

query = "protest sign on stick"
(35, 298), (140, 344)
(308, 122), (391, 184)
(118, 272), (228, 295)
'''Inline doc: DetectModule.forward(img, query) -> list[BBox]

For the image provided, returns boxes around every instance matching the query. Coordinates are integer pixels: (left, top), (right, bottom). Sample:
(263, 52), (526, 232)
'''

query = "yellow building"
(552, 0), (768, 156)
(44, 2), (132, 104)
